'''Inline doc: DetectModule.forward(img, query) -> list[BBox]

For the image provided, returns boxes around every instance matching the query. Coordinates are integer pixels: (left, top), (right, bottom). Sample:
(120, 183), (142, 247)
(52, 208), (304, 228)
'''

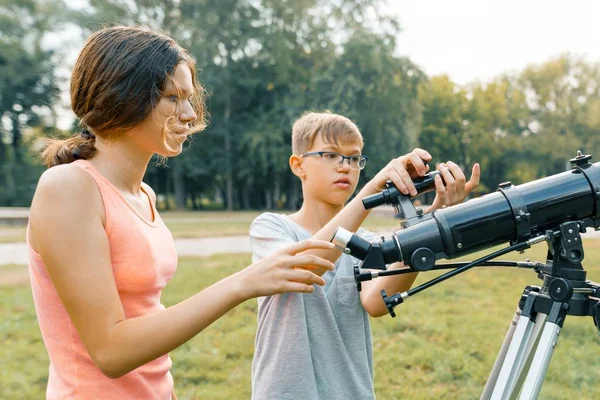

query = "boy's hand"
(366, 148), (432, 197)
(427, 161), (480, 212)
(237, 239), (336, 299)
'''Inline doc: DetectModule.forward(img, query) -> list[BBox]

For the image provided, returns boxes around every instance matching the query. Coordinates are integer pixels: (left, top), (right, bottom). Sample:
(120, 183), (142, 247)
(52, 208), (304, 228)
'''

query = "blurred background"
(2, 0), (599, 210)
(2, 1), (600, 399)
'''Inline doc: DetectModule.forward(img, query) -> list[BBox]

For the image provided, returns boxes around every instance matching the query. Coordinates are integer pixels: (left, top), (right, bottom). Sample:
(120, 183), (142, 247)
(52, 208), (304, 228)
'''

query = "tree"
(68, 0), (406, 210)
(0, 0), (64, 205)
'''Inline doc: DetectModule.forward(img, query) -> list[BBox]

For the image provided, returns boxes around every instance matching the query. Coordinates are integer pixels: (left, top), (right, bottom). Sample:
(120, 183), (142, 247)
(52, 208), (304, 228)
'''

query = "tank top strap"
(70, 160), (159, 229)
(70, 159), (125, 233)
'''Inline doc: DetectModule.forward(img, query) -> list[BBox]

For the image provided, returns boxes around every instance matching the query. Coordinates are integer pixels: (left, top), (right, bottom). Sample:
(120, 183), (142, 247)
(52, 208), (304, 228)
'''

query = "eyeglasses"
(301, 151), (368, 170)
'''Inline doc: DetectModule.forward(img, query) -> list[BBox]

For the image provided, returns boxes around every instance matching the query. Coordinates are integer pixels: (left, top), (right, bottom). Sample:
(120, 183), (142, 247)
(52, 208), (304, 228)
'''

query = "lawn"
(161, 209), (402, 239)
(1, 241), (599, 399)
(0, 209), (401, 243)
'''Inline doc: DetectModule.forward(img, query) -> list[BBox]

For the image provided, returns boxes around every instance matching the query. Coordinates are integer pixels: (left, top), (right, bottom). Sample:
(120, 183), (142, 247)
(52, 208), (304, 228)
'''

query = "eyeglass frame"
(300, 151), (369, 170)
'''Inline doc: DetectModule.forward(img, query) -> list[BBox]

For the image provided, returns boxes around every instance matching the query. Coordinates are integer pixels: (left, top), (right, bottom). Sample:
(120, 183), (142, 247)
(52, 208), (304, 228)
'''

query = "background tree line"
(1, 0), (599, 210)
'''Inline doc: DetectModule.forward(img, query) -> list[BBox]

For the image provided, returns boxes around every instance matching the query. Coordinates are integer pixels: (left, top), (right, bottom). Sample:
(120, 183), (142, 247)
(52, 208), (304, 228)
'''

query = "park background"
(1, 0), (600, 398)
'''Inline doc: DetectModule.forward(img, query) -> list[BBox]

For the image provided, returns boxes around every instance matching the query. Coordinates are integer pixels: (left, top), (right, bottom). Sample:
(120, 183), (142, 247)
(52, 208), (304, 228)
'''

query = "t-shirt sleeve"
(249, 213), (297, 263)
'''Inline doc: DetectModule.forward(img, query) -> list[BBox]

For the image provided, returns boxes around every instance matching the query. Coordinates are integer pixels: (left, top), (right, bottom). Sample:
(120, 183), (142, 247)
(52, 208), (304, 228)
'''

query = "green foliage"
(417, 54), (600, 192)
(0, 0), (65, 205)
(58, 0), (422, 210)
(1, 1), (600, 209)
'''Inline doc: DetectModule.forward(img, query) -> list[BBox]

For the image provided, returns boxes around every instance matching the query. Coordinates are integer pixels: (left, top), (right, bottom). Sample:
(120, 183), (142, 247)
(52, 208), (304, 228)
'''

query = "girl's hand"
(236, 239), (336, 299)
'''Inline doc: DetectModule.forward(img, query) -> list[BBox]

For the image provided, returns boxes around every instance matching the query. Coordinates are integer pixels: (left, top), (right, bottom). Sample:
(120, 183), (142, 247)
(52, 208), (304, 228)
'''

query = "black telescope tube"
(362, 162), (600, 268)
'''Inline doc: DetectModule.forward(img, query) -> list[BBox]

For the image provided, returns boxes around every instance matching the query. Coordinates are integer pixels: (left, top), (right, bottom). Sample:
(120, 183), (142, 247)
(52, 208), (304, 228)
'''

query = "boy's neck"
(289, 198), (344, 235)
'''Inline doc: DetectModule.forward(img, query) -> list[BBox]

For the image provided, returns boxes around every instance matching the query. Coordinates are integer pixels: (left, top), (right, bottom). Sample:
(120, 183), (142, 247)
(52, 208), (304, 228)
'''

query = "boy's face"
(299, 135), (363, 206)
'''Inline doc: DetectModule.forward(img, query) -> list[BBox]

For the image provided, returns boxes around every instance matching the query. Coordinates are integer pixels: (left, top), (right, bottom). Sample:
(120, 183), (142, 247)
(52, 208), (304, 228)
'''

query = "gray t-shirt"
(249, 212), (379, 400)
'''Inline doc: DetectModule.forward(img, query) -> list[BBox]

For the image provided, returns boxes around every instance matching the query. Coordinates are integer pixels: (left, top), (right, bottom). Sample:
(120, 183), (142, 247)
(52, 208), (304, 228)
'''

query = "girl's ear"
(289, 154), (305, 178)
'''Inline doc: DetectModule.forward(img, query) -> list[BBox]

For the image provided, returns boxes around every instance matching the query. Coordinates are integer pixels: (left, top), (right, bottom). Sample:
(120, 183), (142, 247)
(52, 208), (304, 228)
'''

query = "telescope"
(331, 151), (600, 399)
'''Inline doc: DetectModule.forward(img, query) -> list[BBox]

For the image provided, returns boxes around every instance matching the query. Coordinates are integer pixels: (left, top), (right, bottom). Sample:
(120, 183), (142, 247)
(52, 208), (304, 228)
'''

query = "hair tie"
(81, 128), (95, 140)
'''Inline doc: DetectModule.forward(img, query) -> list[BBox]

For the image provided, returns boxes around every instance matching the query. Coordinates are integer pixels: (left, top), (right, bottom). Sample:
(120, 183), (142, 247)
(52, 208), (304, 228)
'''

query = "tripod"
(352, 220), (600, 399)
(337, 152), (600, 399)
(481, 223), (600, 400)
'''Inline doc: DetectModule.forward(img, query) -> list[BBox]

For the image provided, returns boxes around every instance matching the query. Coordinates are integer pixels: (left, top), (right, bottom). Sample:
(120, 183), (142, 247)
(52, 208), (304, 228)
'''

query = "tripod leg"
(488, 293), (541, 400)
(481, 307), (521, 400)
(518, 302), (567, 400)
(482, 310), (546, 400)
(510, 312), (546, 397)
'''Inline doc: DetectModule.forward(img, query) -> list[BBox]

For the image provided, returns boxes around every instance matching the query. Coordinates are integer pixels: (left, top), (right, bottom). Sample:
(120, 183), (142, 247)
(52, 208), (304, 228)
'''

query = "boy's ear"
(289, 154), (306, 178)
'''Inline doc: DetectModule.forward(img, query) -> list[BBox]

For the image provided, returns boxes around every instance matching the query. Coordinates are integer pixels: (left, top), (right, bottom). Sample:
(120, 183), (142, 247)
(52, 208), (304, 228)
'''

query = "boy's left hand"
(426, 161), (480, 212)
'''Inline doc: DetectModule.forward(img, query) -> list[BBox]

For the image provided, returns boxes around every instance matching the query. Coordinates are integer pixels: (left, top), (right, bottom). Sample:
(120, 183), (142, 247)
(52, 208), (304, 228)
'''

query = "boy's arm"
(360, 162), (481, 317)
(360, 262), (417, 317)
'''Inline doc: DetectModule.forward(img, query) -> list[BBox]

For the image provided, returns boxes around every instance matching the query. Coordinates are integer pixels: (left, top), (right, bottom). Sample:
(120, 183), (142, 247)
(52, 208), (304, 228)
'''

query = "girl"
(28, 26), (335, 399)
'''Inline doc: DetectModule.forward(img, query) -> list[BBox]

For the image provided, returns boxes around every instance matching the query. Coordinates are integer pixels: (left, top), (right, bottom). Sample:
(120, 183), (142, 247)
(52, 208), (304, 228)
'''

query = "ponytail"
(38, 129), (97, 168)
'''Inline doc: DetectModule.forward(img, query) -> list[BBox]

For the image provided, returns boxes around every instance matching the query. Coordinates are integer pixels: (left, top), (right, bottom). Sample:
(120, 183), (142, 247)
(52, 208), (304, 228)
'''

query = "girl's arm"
(29, 165), (335, 379)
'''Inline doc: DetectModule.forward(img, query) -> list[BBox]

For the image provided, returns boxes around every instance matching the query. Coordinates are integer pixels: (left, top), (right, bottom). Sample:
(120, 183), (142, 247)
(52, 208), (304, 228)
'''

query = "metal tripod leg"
(481, 307), (547, 400)
(518, 302), (566, 400)
(484, 293), (543, 400)
(480, 307), (521, 400)
(509, 312), (546, 397)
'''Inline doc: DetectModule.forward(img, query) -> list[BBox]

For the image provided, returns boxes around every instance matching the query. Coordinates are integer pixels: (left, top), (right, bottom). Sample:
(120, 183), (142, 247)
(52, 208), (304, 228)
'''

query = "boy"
(249, 111), (480, 399)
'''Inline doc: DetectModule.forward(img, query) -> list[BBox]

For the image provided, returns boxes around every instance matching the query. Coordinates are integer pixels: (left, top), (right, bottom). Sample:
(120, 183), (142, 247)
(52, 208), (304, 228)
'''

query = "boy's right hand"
(236, 239), (336, 300)
(365, 148), (432, 197)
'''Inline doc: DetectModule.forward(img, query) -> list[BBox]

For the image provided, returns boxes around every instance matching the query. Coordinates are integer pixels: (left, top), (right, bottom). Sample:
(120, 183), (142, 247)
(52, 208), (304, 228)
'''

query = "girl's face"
(128, 63), (197, 157)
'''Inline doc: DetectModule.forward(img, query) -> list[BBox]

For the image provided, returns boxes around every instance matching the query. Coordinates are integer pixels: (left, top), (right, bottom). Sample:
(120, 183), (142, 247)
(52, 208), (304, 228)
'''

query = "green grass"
(161, 210), (401, 239)
(0, 210), (401, 242)
(2, 243), (600, 399)
(160, 211), (261, 239)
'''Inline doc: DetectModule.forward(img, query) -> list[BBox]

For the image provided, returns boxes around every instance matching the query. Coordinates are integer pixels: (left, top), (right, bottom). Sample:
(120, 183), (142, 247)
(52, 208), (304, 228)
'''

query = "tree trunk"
(273, 179), (281, 209)
(190, 191), (198, 210)
(11, 113), (22, 163)
(223, 48), (234, 211)
(265, 189), (272, 210)
(172, 161), (186, 209)
(224, 97), (234, 211)
(287, 181), (300, 210)
(163, 168), (172, 210)
(242, 186), (250, 210)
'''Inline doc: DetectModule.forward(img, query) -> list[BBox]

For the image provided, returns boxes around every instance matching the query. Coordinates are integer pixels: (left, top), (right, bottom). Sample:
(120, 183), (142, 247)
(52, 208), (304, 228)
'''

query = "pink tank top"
(28, 160), (178, 399)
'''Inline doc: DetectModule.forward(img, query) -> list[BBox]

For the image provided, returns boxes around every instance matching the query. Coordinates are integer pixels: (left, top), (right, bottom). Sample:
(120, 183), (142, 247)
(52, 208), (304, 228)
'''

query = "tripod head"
(332, 151), (600, 320)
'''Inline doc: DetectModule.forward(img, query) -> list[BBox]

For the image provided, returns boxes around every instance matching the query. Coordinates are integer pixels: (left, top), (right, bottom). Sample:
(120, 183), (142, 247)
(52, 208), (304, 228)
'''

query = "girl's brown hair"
(39, 26), (206, 167)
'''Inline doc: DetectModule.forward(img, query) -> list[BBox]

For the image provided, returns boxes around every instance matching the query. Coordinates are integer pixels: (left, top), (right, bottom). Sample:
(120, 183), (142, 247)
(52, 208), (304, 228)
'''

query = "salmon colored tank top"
(27, 160), (178, 399)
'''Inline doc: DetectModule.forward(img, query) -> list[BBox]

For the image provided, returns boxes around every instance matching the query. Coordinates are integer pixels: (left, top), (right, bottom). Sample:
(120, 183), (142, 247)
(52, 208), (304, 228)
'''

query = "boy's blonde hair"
(291, 111), (363, 155)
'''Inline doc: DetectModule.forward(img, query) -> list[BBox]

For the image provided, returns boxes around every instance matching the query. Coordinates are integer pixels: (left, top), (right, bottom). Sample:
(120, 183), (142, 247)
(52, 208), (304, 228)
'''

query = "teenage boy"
(250, 111), (480, 399)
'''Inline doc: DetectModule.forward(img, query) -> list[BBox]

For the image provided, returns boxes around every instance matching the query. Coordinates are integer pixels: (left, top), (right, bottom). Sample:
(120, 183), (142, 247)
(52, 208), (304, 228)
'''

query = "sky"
(49, 0), (600, 128)
(388, 0), (600, 84)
